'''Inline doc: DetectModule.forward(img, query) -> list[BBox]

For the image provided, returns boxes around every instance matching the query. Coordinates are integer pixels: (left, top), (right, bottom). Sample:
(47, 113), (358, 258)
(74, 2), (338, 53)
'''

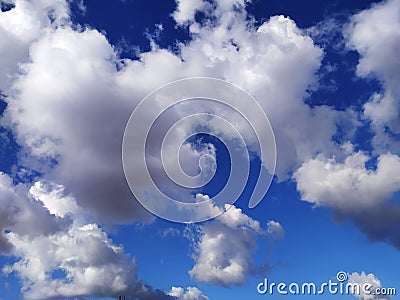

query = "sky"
(0, 0), (400, 299)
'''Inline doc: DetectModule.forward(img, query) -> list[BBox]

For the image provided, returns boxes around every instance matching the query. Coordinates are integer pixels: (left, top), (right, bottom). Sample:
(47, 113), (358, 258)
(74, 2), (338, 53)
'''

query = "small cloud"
(188, 205), (264, 286)
(348, 272), (391, 300)
(162, 227), (181, 238)
(168, 286), (209, 300)
(266, 220), (285, 239)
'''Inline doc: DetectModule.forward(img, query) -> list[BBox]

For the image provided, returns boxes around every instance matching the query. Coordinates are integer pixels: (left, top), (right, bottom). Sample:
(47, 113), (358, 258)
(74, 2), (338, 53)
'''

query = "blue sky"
(0, 0), (400, 299)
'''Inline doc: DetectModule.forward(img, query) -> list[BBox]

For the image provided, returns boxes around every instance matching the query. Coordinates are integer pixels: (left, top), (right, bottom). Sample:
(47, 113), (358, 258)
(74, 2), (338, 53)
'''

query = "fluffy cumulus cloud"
(4, 24), (154, 223)
(349, 272), (391, 300)
(168, 286), (209, 300)
(5, 224), (144, 299)
(345, 0), (400, 153)
(175, 1), (350, 178)
(188, 204), (280, 286)
(295, 152), (400, 211)
(0, 0), (69, 91)
(295, 151), (400, 247)
(1, 178), (171, 299)
(294, 0), (400, 249)
(29, 181), (80, 218)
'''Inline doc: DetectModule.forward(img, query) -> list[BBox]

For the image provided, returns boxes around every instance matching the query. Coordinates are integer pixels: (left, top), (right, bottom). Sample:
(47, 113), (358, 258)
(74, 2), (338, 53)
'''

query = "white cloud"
(294, 152), (400, 211)
(0, 173), (72, 255)
(294, 151), (400, 248)
(4, 223), (156, 299)
(345, 0), (400, 153)
(349, 272), (391, 300)
(29, 181), (79, 219)
(188, 204), (265, 286)
(1, 182), (171, 300)
(0, 0), (69, 91)
(162, 227), (181, 238)
(4, 25), (154, 223)
(172, 0), (207, 25)
(1, 0), (352, 229)
(345, 0), (400, 82)
(289, 0), (400, 249)
(266, 220), (285, 239)
(168, 286), (209, 300)
(189, 12), (345, 178)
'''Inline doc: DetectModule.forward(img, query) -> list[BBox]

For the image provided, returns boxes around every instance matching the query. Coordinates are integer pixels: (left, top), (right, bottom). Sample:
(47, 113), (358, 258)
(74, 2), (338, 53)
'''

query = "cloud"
(294, 151), (400, 247)
(1, 0), (352, 228)
(4, 24), (154, 223)
(1, 180), (172, 300)
(168, 286), (209, 300)
(2, 0), (313, 297)
(294, 152), (400, 211)
(266, 220), (285, 239)
(4, 223), (172, 300)
(5, 224), (135, 299)
(300, 0), (400, 209)
(0, 0), (69, 91)
(172, 0), (208, 25)
(0, 172), (21, 254)
(0, 172), (72, 255)
(29, 181), (80, 219)
(162, 227), (181, 238)
(290, 0), (400, 250)
(176, 6), (348, 178)
(348, 272), (391, 300)
(345, 0), (400, 153)
(188, 204), (270, 286)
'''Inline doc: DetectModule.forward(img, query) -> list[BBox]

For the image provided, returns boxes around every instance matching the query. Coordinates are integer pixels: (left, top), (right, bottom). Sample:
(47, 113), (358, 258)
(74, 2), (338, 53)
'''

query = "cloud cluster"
(0, 0), (307, 297)
(5, 224), (138, 299)
(294, 0), (400, 249)
(1, 0), (399, 297)
(2, 0), (349, 226)
(188, 204), (280, 285)
(174, 1), (350, 179)
(345, 0), (400, 153)
(1, 177), (171, 299)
